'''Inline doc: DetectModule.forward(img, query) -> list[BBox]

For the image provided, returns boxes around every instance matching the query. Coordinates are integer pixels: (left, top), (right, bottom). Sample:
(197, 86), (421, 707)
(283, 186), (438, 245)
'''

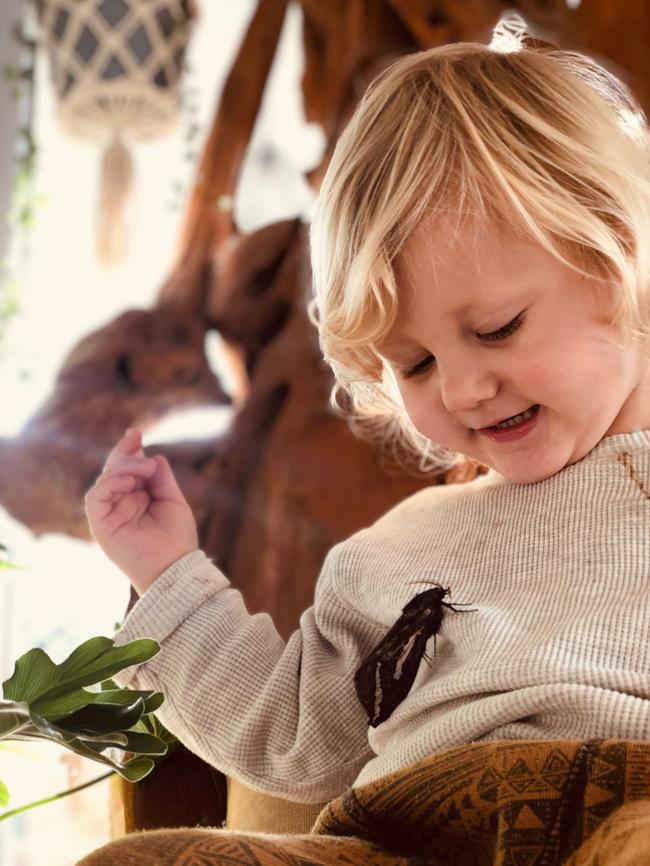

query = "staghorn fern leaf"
(1, 637), (172, 785)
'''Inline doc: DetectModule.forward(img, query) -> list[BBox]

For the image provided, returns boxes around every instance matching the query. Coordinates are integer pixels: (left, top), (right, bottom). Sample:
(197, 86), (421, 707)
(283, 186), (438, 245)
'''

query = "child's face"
(377, 217), (650, 483)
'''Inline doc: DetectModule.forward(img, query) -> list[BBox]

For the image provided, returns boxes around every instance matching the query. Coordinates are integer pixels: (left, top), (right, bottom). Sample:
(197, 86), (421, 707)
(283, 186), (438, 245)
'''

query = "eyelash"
(401, 312), (525, 379)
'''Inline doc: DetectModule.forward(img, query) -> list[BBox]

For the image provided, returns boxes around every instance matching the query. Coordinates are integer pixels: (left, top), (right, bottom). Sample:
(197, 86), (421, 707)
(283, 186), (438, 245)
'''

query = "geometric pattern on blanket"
(75, 739), (650, 866)
(314, 739), (650, 866)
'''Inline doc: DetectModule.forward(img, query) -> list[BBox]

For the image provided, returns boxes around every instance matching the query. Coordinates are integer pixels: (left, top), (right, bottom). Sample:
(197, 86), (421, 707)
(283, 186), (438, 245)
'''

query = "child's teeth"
(494, 406), (535, 429)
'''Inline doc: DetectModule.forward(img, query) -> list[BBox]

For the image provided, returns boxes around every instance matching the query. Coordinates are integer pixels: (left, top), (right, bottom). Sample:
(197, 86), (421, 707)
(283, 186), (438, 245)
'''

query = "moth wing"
(354, 619), (432, 728)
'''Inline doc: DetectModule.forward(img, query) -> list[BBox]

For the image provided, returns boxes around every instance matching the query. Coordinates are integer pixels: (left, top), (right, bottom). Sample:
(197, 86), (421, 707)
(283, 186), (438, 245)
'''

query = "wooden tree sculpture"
(1, 0), (649, 833)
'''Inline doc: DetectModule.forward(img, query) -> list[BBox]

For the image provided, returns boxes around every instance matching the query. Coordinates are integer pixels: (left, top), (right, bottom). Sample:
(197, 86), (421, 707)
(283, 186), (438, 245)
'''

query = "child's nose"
(438, 360), (499, 413)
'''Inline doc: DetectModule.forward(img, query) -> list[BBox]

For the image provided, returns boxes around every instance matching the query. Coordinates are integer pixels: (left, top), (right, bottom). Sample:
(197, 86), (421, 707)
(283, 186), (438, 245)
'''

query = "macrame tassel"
(97, 133), (134, 266)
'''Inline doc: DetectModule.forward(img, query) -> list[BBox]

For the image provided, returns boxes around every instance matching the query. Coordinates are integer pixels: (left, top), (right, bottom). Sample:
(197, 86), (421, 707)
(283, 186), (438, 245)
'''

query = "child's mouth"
(477, 405), (541, 442)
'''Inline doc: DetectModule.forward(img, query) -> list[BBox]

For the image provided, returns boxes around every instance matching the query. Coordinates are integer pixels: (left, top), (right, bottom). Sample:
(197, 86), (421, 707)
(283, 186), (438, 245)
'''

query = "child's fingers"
(90, 486), (151, 539)
(87, 465), (153, 516)
(148, 455), (185, 501)
(108, 488), (151, 526)
(103, 429), (145, 472)
(101, 457), (157, 480)
(95, 473), (135, 499)
(85, 474), (137, 527)
(86, 473), (136, 511)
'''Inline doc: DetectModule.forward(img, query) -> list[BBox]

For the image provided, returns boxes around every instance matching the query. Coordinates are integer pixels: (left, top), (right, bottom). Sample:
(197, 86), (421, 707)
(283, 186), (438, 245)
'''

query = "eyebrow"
(439, 297), (518, 318)
(374, 337), (423, 361)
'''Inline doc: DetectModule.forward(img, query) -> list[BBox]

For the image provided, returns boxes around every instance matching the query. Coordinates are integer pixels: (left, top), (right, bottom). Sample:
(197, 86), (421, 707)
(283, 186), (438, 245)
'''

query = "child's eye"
(402, 355), (435, 379)
(477, 312), (525, 341)
(400, 312), (525, 380)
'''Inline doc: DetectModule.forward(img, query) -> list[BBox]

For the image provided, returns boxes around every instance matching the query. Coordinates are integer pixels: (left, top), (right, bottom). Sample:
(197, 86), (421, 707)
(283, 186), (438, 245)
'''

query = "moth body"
(354, 584), (474, 727)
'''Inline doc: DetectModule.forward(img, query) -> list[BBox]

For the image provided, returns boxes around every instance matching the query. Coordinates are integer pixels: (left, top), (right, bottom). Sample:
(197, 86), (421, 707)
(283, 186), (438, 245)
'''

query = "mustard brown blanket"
(78, 739), (650, 866)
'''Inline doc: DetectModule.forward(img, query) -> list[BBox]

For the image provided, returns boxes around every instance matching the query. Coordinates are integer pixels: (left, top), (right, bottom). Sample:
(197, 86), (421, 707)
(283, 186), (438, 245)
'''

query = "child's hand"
(85, 429), (199, 595)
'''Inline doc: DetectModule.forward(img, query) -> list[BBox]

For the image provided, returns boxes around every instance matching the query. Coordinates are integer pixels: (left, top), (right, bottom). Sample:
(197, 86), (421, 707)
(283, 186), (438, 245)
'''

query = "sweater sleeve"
(110, 547), (384, 803)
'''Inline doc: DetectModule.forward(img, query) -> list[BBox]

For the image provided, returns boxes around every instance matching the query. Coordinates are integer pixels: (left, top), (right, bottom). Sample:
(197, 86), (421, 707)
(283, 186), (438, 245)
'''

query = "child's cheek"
(403, 390), (457, 444)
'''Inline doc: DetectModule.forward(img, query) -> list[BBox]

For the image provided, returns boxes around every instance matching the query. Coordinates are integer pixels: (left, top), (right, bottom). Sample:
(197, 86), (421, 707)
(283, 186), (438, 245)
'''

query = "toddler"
(81, 18), (650, 866)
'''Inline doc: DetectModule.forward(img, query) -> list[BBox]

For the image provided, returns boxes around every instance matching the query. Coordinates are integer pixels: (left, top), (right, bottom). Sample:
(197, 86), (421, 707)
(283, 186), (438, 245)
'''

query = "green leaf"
(54, 688), (157, 722)
(107, 730), (167, 756)
(90, 688), (163, 714)
(134, 712), (178, 747)
(31, 686), (161, 722)
(20, 730), (156, 781)
(1, 697), (167, 757)
(31, 710), (134, 750)
(23, 708), (130, 750)
(140, 692), (164, 715)
(2, 648), (57, 704)
(2, 637), (160, 710)
(42, 637), (159, 704)
(3, 703), (166, 779)
(115, 757), (155, 782)
(0, 701), (30, 737)
(53, 699), (146, 736)
(50, 734), (156, 781)
(0, 637), (167, 786)
(0, 778), (9, 808)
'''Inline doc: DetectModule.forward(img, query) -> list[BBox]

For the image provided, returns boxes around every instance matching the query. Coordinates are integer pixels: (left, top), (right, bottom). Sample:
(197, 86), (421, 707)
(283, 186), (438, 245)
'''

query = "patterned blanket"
(77, 740), (650, 866)
(314, 739), (650, 865)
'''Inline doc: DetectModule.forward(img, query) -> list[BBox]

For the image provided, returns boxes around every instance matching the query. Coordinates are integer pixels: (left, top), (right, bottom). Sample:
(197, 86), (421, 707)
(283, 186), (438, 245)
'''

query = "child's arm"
(85, 429), (199, 595)
(107, 546), (380, 802)
(86, 430), (382, 801)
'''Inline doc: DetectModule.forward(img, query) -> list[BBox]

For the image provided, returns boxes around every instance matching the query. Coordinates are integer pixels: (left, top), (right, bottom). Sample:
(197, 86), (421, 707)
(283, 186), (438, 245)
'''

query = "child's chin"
(493, 458), (565, 485)
(487, 459), (566, 484)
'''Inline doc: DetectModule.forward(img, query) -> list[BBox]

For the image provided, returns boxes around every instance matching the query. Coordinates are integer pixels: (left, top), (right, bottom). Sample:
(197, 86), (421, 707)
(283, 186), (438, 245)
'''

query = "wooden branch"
(387, 0), (506, 49)
(300, 0), (414, 142)
(162, 0), (290, 311)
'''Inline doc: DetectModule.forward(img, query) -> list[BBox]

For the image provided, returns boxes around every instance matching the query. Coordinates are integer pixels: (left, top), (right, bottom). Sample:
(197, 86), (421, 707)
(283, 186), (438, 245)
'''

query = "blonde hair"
(310, 19), (650, 470)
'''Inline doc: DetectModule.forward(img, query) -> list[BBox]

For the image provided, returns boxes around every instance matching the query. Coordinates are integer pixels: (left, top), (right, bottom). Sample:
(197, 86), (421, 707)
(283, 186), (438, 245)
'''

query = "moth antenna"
(405, 578), (449, 592)
(446, 603), (478, 613)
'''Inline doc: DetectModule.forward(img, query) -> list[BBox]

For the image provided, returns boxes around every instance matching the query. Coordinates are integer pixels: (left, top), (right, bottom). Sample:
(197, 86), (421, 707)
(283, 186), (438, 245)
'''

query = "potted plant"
(0, 545), (174, 822)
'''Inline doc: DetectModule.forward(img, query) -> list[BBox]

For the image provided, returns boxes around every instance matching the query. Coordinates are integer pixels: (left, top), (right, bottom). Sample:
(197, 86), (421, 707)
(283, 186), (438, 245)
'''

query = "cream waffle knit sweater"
(113, 430), (650, 803)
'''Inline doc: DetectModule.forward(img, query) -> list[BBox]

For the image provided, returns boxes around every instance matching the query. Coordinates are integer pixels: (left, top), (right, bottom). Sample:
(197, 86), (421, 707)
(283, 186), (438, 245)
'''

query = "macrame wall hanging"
(40, 0), (196, 265)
